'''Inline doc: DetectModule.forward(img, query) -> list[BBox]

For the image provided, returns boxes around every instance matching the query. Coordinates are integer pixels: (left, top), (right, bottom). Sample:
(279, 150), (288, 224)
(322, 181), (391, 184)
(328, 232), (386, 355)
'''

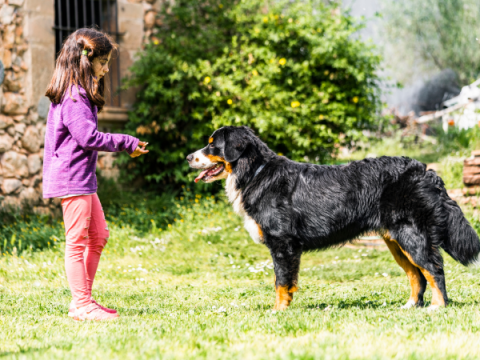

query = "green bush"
(121, 0), (382, 188)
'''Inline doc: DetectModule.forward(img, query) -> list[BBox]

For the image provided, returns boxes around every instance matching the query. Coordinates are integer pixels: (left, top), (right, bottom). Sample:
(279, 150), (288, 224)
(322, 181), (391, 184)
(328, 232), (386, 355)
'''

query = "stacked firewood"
(463, 151), (480, 193)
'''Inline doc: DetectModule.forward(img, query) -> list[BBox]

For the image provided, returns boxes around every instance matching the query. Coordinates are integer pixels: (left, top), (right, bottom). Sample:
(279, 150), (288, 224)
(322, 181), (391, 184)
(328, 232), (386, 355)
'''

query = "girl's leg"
(84, 193), (110, 297)
(62, 195), (93, 308)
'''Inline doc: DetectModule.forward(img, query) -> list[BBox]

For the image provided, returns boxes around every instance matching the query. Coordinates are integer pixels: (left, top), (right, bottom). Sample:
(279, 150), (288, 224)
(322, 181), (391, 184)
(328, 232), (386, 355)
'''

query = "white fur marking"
(226, 174), (264, 244)
(190, 150), (215, 169)
(401, 299), (416, 309)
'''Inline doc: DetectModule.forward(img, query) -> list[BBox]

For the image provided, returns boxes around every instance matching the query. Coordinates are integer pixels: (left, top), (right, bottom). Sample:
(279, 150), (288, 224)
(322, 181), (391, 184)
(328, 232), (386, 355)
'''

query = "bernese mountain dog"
(187, 126), (480, 311)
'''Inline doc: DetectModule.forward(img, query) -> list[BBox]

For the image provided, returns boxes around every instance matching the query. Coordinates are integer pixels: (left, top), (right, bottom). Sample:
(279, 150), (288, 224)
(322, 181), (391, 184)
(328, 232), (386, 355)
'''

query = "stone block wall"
(0, 0), (49, 213)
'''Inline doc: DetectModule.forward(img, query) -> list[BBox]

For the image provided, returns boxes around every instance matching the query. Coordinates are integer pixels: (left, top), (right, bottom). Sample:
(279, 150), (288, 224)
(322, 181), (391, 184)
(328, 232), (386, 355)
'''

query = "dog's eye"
(209, 143), (215, 148)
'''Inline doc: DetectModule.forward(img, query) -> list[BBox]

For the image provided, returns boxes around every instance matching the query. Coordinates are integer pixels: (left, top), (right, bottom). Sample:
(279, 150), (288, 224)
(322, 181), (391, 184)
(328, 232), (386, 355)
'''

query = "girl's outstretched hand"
(130, 141), (149, 158)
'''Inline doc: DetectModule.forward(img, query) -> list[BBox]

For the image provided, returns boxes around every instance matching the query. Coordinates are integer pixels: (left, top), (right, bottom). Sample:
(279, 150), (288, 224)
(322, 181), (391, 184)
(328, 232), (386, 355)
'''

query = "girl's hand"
(130, 141), (149, 158)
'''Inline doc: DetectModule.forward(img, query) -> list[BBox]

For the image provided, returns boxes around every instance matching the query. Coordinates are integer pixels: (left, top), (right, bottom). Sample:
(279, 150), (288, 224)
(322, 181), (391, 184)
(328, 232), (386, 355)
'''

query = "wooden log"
(464, 158), (480, 166)
(463, 175), (480, 185)
(472, 150), (480, 157)
(463, 166), (480, 175)
(463, 186), (480, 196)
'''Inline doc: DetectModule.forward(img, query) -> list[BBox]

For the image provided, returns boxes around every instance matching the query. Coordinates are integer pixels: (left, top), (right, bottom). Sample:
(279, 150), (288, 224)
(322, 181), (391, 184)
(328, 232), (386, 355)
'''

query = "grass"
(2, 194), (480, 359)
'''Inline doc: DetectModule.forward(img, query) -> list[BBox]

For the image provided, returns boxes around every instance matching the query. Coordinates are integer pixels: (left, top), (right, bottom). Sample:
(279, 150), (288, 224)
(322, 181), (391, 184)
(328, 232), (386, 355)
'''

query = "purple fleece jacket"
(43, 85), (139, 198)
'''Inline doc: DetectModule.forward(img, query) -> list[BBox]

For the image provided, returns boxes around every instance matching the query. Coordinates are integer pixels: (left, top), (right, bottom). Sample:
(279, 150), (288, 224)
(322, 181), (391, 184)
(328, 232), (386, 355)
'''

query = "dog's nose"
(186, 154), (194, 162)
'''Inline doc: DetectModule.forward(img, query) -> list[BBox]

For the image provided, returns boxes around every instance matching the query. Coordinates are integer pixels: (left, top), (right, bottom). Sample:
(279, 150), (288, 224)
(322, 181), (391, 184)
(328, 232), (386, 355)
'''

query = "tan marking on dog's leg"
(383, 233), (424, 308)
(418, 268), (445, 308)
(384, 232), (445, 308)
(274, 284), (298, 311)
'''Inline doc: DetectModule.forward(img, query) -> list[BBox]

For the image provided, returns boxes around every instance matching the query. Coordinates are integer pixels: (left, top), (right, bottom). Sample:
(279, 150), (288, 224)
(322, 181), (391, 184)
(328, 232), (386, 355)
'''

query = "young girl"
(43, 28), (148, 321)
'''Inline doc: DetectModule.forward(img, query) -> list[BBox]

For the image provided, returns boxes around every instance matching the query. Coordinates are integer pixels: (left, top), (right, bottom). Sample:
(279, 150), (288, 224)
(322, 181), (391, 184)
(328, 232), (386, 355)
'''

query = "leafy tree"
(382, 0), (480, 85)
(120, 0), (382, 188)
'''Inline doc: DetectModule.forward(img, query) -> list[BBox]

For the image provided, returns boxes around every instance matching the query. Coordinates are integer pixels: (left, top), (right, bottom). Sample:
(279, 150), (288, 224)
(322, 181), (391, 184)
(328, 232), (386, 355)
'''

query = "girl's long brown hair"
(45, 28), (117, 112)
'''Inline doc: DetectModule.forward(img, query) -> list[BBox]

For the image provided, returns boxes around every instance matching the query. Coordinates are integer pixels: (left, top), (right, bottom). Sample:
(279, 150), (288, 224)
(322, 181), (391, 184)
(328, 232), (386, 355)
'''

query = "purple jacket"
(43, 85), (139, 198)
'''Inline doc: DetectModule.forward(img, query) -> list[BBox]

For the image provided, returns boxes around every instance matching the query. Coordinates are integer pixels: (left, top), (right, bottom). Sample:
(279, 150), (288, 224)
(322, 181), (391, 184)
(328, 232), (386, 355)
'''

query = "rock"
(0, 115), (14, 129)
(3, 49), (12, 68)
(144, 11), (156, 29)
(28, 111), (39, 124)
(14, 122), (25, 135)
(37, 97), (50, 120)
(27, 154), (41, 175)
(6, 127), (14, 136)
(31, 174), (42, 187)
(3, 69), (24, 92)
(3, 24), (16, 49)
(1, 151), (28, 177)
(33, 206), (51, 216)
(0, 5), (15, 26)
(36, 122), (45, 146)
(2, 195), (21, 209)
(21, 126), (41, 153)
(1, 178), (22, 194)
(20, 187), (39, 205)
(8, 0), (24, 7)
(0, 134), (14, 152)
(2, 92), (28, 115)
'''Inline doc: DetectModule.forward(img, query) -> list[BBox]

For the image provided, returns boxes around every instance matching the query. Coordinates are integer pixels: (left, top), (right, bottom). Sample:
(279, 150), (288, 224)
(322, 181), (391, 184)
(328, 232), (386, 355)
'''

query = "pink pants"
(61, 194), (109, 308)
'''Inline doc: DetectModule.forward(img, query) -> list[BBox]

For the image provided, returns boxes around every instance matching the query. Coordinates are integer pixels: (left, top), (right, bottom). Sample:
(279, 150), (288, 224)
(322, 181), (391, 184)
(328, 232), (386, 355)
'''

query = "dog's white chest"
(226, 175), (264, 244)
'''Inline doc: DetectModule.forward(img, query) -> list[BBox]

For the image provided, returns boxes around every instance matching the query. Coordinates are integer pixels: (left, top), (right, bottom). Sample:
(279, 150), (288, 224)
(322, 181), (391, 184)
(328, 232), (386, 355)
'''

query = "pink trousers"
(61, 194), (109, 308)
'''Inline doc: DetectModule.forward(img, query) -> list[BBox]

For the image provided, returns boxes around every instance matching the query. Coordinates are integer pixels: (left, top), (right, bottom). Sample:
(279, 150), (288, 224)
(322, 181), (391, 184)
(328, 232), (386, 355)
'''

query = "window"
(54, 0), (122, 107)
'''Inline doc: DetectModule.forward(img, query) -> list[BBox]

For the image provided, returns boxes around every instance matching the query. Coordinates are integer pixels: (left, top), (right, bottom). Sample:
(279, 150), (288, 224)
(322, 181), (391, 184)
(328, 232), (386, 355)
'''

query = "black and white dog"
(187, 126), (480, 310)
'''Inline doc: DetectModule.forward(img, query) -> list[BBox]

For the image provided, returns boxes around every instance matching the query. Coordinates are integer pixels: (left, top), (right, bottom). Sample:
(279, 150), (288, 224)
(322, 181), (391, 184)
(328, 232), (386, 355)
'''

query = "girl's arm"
(62, 94), (139, 154)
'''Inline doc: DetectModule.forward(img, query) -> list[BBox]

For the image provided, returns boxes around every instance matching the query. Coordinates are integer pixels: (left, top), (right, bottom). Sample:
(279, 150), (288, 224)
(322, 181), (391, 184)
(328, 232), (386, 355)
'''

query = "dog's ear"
(224, 127), (251, 162)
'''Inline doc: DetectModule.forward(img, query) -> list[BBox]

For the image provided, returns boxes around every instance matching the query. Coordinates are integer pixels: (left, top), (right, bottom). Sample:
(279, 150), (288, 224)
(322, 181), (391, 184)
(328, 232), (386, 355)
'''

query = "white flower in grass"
(382, 273), (388, 277)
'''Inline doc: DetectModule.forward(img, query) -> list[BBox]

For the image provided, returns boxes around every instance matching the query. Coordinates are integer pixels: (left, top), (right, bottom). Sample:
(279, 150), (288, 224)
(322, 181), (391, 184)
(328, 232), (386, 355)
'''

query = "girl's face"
(92, 51), (112, 79)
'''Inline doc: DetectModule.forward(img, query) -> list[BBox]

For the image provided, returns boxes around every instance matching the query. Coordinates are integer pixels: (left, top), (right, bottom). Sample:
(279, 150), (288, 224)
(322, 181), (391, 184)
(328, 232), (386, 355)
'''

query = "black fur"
(191, 126), (480, 307)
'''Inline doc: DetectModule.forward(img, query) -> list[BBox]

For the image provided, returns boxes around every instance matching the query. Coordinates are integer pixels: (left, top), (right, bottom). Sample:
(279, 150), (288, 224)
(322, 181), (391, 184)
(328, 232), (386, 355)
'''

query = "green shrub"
(121, 0), (382, 188)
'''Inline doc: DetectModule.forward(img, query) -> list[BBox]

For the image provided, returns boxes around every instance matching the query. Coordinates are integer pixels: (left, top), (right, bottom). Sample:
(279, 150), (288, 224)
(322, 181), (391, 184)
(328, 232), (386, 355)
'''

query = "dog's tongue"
(194, 169), (210, 183)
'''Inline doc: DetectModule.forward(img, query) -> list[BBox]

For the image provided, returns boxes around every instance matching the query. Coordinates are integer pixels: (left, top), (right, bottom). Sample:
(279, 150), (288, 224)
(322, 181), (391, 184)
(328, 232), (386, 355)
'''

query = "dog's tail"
(431, 171), (480, 266)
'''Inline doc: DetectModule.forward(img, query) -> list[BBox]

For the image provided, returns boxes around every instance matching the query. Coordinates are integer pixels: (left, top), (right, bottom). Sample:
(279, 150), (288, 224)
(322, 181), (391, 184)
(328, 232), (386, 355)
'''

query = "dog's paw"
(401, 299), (417, 309)
(426, 305), (442, 312)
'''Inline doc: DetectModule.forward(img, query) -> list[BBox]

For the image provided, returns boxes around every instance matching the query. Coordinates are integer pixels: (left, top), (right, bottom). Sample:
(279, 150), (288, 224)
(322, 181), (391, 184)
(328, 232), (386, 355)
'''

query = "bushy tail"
(442, 204), (480, 266)
(432, 172), (480, 266)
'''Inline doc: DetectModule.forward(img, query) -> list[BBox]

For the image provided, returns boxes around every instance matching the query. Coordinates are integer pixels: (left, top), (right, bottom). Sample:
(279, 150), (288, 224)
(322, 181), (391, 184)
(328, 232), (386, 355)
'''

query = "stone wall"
(0, 0), (49, 213)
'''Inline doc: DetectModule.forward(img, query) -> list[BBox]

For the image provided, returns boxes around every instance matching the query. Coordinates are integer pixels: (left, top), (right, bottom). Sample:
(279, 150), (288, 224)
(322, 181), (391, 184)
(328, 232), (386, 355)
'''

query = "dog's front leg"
(270, 244), (302, 310)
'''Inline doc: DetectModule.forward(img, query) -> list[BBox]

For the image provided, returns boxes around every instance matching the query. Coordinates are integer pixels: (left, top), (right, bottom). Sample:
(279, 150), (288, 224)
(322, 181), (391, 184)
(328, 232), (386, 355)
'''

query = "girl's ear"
(224, 128), (251, 163)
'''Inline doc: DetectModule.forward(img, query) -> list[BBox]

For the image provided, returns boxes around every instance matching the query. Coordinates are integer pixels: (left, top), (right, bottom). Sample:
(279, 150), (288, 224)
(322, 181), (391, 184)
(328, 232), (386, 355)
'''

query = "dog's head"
(187, 126), (270, 183)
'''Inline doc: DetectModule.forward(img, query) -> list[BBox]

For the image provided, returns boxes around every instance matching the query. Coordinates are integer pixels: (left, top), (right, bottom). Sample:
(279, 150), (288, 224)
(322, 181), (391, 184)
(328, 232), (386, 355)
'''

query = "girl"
(43, 28), (148, 321)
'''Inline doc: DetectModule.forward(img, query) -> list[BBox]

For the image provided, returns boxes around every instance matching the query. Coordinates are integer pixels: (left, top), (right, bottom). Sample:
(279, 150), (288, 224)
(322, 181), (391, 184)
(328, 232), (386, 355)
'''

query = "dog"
(187, 126), (480, 310)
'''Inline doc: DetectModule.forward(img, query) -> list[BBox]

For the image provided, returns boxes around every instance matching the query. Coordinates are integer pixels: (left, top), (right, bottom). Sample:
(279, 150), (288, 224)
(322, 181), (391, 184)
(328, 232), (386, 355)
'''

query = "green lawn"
(2, 196), (480, 359)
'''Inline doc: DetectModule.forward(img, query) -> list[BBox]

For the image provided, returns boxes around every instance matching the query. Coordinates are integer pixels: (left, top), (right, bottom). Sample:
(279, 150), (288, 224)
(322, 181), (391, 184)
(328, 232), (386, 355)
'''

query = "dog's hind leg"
(383, 233), (426, 308)
(389, 228), (448, 310)
(269, 243), (302, 311)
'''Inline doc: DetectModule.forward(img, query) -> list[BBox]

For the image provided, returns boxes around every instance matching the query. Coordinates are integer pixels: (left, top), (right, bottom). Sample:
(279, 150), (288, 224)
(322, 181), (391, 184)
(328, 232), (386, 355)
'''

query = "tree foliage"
(382, 0), (480, 85)
(120, 0), (382, 188)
